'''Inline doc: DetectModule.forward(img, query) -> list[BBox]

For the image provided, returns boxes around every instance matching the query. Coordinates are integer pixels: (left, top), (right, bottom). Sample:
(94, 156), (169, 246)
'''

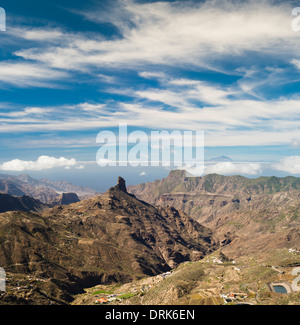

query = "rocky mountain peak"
(114, 176), (127, 192)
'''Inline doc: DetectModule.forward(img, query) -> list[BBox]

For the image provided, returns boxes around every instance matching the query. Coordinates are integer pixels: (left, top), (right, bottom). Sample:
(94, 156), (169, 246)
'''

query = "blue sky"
(1, 0), (300, 191)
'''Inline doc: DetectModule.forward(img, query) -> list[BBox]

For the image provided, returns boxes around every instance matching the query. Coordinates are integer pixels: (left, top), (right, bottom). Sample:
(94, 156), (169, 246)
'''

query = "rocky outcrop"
(51, 193), (80, 206)
(114, 176), (127, 192)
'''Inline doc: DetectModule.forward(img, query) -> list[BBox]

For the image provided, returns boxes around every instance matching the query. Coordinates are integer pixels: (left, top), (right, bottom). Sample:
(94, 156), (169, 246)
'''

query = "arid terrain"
(71, 248), (300, 305)
(0, 172), (300, 305)
(129, 171), (300, 258)
(0, 176), (218, 305)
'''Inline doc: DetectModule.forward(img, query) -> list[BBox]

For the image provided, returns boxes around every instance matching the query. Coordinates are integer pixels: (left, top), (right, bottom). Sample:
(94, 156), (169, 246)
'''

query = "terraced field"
(71, 248), (300, 305)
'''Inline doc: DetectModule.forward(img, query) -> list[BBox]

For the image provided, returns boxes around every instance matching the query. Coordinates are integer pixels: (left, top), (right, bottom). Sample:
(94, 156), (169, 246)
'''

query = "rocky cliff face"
(0, 177), (218, 304)
(50, 193), (80, 206)
(128, 170), (300, 257)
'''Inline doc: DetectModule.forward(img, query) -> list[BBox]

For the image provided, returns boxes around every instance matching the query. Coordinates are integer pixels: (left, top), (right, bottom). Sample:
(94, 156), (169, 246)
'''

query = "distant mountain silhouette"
(0, 173), (98, 203)
(209, 155), (233, 162)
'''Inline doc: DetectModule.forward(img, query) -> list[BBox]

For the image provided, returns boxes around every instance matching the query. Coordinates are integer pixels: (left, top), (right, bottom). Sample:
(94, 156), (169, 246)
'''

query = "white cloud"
(75, 165), (85, 170)
(271, 156), (300, 174)
(1, 0), (300, 151)
(2, 0), (299, 92)
(291, 139), (300, 148)
(135, 78), (235, 107)
(186, 161), (263, 176)
(13, 0), (299, 72)
(9, 27), (64, 42)
(0, 62), (68, 87)
(139, 71), (166, 80)
(0, 155), (77, 171)
(291, 59), (300, 71)
(0, 107), (53, 118)
(2, 95), (300, 148)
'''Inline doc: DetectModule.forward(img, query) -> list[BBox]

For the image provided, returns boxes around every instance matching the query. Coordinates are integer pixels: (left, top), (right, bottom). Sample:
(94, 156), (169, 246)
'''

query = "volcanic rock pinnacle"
(115, 176), (127, 192)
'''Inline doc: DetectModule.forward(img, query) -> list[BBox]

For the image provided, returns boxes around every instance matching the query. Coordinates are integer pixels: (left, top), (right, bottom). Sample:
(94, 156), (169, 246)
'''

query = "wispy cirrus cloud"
(0, 62), (68, 87)
(1, 86), (300, 148)
(1, 0), (300, 175)
(3, 0), (300, 96)
(9, 0), (299, 73)
(8, 27), (65, 42)
(77, 0), (297, 66)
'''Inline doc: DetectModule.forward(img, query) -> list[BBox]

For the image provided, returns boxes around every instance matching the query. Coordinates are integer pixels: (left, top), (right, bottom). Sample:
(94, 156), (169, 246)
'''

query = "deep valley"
(0, 171), (300, 305)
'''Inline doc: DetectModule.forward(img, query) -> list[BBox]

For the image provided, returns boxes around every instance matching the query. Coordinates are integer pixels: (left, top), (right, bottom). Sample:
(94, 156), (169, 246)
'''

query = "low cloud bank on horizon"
(1, 155), (300, 177)
(0, 155), (82, 171)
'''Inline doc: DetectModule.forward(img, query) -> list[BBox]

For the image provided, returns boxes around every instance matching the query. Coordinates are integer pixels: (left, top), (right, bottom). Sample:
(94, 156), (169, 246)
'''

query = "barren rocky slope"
(0, 177), (218, 305)
(128, 170), (300, 257)
(72, 248), (300, 306)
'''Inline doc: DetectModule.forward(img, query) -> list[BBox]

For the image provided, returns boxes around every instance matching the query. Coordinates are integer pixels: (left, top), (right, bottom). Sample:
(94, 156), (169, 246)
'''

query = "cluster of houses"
(156, 271), (172, 279)
(9, 275), (49, 292)
(94, 271), (174, 305)
(211, 257), (236, 264)
(220, 292), (248, 303)
(288, 248), (300, 254)
(95, 294), (122, 304)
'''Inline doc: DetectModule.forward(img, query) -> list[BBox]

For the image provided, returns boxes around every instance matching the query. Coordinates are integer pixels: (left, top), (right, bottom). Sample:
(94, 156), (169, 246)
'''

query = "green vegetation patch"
(92, 290), (113, 295)
(118, 293), (136, 299)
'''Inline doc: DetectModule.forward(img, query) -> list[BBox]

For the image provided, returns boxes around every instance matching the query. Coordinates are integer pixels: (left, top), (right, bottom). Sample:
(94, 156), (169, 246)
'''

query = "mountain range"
(128, 170), (300, 257)
(0, 173), (98, 203)
(0, 176), (218, 305)
(1, 170), (300, 305)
